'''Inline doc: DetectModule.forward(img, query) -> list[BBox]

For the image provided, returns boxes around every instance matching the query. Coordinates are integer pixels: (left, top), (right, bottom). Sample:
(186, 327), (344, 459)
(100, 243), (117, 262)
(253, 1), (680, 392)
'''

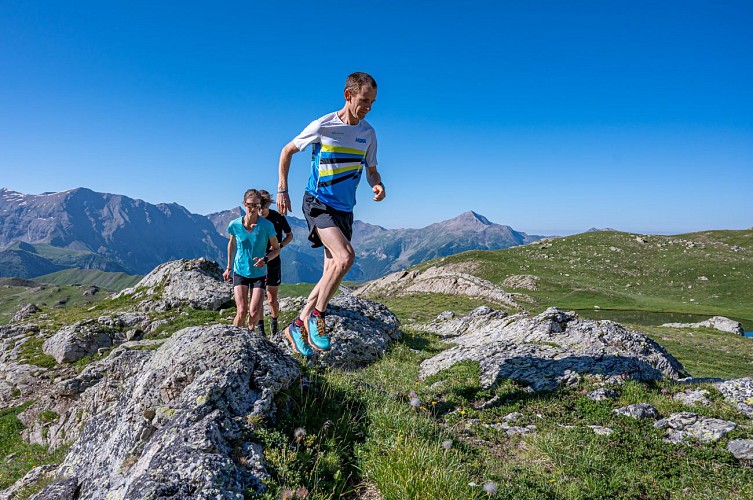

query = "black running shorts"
(232, 273), (266, 289)
(266, 258), (282, 287)
(302, 192), (353, 248)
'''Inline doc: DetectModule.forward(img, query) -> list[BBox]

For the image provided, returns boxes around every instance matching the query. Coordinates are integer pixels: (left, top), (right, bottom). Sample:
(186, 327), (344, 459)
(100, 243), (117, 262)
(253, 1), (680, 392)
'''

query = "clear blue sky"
(2, 1), (751, 235)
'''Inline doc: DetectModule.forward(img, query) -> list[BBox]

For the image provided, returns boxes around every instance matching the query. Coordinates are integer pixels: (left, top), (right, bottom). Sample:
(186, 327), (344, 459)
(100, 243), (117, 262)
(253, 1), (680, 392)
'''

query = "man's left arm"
(280, 217), (293, 248)
(367, 166), (385, 201)
(280, 231), (294, 248)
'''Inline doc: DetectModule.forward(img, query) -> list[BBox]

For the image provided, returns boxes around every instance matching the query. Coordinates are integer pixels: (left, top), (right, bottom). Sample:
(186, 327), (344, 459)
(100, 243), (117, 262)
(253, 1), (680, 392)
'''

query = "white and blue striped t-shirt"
(293, 111), (378, 212)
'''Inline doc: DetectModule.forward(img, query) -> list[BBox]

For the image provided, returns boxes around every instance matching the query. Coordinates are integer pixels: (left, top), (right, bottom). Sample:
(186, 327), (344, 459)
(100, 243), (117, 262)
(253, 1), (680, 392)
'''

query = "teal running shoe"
(283, 323), (313, 357)
(305, 314), (331, 351)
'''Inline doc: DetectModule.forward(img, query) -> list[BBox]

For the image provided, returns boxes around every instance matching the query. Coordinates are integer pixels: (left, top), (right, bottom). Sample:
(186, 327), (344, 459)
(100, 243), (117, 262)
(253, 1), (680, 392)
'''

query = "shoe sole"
(303, 319), (331, 352)
(283, 326), (312, 357)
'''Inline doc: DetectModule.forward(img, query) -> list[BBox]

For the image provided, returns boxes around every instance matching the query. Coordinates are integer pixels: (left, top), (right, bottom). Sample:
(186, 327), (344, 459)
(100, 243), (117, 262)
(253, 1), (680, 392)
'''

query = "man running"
(258, 189), (293, 336)
(276, 72), (385, 357)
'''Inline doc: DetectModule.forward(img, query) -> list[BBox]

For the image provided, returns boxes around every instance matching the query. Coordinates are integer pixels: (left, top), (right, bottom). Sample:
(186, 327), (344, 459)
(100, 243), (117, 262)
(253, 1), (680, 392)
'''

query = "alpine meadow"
(1, 228), (752, 498)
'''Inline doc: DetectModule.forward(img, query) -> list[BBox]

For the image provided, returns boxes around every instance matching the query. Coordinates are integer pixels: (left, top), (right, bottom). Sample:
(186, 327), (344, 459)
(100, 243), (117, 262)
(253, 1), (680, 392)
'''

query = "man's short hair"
(258, 189), (272, 206)
(345, 72), (377, 95)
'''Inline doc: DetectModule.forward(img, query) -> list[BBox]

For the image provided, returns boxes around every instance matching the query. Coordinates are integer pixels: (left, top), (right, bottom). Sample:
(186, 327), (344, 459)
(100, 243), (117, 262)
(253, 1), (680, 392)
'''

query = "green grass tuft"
(0, 404), (70, 490)
(17, 337), (57, 369)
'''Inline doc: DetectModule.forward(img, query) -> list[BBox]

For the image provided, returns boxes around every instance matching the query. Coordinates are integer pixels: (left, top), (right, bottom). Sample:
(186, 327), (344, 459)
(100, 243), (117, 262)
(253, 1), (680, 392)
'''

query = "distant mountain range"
(1, 187), (545, 282)
(0, 188), (226, 276)
(207, 208), (544, 282)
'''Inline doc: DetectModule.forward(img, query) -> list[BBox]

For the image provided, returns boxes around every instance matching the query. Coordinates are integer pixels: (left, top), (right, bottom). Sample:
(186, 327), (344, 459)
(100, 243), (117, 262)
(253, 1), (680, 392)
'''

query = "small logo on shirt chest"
(355, 137), (367, 144)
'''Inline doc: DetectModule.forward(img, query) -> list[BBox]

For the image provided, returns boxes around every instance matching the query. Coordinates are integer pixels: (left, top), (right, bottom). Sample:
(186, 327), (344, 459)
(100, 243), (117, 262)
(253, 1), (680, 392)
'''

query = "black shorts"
(232, 273), (267, 289)
(302, 192), (353, 248)
(266, 258), (282, 287)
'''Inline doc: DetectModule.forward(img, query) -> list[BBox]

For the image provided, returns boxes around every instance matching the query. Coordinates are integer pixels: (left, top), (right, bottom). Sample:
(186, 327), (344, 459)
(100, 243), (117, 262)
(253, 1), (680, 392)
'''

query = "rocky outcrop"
(727, 439), (753, 461)
(42, 313), (149, 363)
(654, 412), (737, 444)
(714, 378), (753, 418)
(502, 274), (539, 291)
(27, 325), (299, 499)
(12, 303), (40, 322)
(661, 316), (744, 336)
(414, 306), (508, 338)
(276, 290), (402, 369)
(0, 464), (58, 500)
(114, 258), (232, 312)
(0, 323), (50, 409)
(673, 389), (710, 406)
(354, 266), (519, 309)
(419, 307), (688, 391)
(614, 403), (659, 420)
(42, 320), (113, 363)
(2, 261), (405, 497)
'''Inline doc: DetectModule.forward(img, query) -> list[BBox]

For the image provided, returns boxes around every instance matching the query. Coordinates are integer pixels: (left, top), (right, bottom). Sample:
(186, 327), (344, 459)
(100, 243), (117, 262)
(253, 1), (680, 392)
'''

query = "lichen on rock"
(419, 307), (688, 391)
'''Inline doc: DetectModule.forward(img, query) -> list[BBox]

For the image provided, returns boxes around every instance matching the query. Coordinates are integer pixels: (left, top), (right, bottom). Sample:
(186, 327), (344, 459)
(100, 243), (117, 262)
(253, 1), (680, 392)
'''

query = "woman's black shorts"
(232, 273), (267, 289)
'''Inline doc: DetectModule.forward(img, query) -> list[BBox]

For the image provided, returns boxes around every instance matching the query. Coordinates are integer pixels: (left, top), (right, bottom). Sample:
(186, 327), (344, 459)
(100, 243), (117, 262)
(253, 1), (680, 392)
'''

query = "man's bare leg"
(267, 285), (280, 334)
(298, 226), (354, 321)
(267, 286), (280, 317)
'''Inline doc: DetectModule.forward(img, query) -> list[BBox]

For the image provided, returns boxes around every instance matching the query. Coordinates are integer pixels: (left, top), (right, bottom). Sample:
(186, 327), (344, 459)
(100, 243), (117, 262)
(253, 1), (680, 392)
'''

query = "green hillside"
(0, 279), (108, 325)
(0, 242), (127, 278)
(35, 268), (141, 291)
(423, 229), (753, 325)
(8, 242), (97, 263)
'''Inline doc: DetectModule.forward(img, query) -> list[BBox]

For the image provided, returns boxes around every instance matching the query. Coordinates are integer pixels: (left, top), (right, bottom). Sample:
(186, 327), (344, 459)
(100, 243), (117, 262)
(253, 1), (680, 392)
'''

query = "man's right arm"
(276, 141), (299, 216)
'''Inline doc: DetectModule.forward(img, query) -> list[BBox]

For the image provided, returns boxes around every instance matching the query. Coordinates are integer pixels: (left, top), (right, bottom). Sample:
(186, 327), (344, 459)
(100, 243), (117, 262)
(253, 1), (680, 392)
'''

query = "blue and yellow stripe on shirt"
(307, 143), (366, 211)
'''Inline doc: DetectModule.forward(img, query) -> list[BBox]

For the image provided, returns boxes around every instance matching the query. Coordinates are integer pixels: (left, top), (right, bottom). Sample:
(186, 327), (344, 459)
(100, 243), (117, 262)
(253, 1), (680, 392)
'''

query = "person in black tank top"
(259, 190), (293, 335)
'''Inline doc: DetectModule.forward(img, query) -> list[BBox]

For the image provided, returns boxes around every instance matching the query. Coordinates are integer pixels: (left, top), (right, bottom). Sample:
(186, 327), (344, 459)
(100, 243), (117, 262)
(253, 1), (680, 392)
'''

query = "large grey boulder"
(419, 307), (688, 391)
(661, 316), (744, 336)
(42, 313), (149, 363)
(276, 291), (402, 369)
(354, 265), (520, 309)
(673, 389), (710, 407)
(42, 320), (114, 363)
(114, 258), (232, 312)
(415, 306), (509, 338)
(28, 325), (299, 499)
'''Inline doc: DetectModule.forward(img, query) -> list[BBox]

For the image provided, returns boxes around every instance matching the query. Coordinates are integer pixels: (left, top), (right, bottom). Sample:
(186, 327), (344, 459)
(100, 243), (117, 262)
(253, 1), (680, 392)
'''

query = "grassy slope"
(0, 282), (108, 325)
(259, 278), (753, 498)
(0, 268), (139, 325)
(425, 229), (752, 323)
(259, 291), (753, 499)
(34, 268), (141, 291)
(6, 242), (98, 265)
(8, 242), (92, 260)
(4, 231), (753, 498)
